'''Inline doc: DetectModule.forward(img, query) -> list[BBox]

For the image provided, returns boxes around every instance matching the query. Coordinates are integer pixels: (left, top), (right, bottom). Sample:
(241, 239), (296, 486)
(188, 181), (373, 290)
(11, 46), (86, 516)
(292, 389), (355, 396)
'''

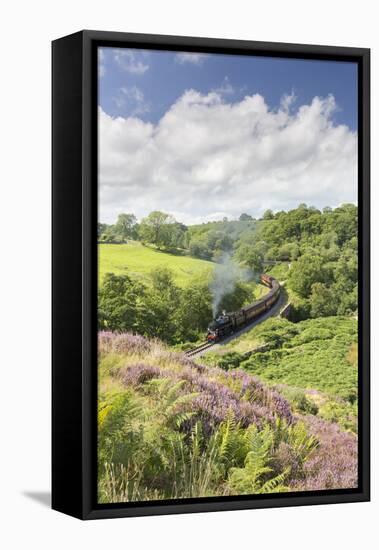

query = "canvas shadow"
(23, 491), (51, 508)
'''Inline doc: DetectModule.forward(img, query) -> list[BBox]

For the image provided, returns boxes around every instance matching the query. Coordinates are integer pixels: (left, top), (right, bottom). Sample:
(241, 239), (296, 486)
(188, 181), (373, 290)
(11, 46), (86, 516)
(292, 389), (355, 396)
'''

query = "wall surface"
(1, 0), (376, 548)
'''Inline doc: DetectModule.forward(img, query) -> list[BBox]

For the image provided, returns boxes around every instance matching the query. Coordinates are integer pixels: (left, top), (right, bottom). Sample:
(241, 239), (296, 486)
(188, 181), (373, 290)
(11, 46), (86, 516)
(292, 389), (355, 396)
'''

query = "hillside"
(100, 204), (358, 322)
(98, 331), (357, 503)
(202, 316), (358, 432)
(98, 241), (214, 287)
(98, 240), (270, 345)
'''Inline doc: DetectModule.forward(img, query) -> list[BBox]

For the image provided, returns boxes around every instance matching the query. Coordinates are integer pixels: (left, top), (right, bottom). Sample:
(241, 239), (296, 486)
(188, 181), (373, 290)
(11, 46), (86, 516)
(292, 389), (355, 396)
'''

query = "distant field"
(98, 241), (214, 287)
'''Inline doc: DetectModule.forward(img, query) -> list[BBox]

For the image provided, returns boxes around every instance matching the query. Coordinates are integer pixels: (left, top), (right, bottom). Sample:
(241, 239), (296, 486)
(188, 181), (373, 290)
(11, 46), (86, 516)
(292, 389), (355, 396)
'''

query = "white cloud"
(280, 90), (297, 112)
(114, 49), (149, 74)
(212, 76), (235, 96)
(175, 52), (207, 65)
(112, 86), (151, 116)
(99, 91), (357, 224)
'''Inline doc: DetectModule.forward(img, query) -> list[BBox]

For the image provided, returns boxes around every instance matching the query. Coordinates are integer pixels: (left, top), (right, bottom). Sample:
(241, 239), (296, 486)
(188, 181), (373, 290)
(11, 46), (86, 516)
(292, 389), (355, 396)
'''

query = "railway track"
(184, 341), (216, 358)
(184, 281), (286, 359)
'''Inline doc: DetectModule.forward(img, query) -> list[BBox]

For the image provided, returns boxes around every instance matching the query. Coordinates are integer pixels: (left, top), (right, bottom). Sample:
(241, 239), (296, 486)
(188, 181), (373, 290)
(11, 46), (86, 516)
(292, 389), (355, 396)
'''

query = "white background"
(1, 1), (376, 548)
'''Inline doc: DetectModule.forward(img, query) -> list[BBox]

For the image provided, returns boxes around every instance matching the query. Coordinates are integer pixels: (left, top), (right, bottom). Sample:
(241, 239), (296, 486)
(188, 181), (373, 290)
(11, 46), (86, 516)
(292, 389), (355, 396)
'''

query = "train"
(206, 274), (280, 342)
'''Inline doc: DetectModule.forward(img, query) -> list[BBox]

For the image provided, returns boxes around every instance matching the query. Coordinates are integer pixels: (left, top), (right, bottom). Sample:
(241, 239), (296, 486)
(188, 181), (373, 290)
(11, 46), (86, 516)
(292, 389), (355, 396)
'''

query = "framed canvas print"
(52, 30), (370, 519)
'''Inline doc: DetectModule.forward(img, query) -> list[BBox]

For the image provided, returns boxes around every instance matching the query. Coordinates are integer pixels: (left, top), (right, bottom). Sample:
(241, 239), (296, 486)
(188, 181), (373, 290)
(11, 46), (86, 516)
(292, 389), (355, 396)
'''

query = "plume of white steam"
(209, 253), (253, 317)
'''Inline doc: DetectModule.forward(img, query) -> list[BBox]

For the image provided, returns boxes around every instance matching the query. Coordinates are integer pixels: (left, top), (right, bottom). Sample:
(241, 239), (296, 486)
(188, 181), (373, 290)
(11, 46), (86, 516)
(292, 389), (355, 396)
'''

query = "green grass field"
(98, 241), (214, 287)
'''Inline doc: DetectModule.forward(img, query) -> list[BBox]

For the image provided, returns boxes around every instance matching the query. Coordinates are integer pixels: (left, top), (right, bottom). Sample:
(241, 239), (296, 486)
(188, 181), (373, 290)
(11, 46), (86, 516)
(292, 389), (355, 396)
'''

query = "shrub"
(99, 331), (152, 355)
(216, 352), (244, 371)
(291, 415), (358, 491)
(277, 387), (319, 416)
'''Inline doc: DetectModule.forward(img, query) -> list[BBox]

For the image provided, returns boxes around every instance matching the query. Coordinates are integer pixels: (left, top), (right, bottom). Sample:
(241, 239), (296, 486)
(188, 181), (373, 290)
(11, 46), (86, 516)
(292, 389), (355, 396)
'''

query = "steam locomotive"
(206, 274), (280, 342)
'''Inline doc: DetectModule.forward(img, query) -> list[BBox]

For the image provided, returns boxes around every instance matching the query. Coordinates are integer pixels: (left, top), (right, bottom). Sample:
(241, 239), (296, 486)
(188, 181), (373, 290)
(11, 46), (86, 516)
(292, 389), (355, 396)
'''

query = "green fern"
(227, 425), (289, 494)
(146, 378), (199, 428)
(286, 421), (319, 464)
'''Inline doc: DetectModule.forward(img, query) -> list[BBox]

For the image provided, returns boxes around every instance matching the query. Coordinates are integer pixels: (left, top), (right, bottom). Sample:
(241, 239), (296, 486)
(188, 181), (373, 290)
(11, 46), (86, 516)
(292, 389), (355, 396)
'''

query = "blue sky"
(98, 47), (358, 224)
(99, 48), (357, 129)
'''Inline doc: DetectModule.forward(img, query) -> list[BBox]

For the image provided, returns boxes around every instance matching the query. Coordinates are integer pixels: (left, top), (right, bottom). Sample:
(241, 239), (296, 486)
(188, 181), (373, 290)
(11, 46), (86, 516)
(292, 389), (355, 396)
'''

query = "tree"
(141, 268), (180, 343)
(100, 225), (124, 244)
(287, 254), (327, 298)
(206, 230), (233, 254)
(318, 231), (339, 261)
(239, 213), (252, 222)
(114, 213), (137, 241)
(300, 213), (322, 237)
(236, 244), (264, 273)
(310, 283), (338, 317)
(98, 273), (144, 331)
(139, 211), (175, 248)
(272, 242), (300, 262)
(169, 222), (187, 249)
(336, 284), (357, 316)
(262, 209), (274, 220)
(218, 282), (251, 314)
(177, 281), (212, 341)
(98, 222), (108, 238)
(326, 206), (357, 246)
(149, 267), (177, 293)
(333, 249), (358, 294)
(189, 240), (212, 260)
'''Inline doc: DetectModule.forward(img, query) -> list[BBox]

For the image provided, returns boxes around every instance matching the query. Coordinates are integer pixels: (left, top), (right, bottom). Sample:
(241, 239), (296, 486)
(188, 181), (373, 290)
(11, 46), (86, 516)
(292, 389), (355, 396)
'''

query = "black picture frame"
(52, 30), (370, 520)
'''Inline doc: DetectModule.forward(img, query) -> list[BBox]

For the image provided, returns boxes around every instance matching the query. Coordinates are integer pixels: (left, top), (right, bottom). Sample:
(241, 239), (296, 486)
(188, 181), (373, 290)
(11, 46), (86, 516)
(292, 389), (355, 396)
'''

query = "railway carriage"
(206, 274), (280, 342)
